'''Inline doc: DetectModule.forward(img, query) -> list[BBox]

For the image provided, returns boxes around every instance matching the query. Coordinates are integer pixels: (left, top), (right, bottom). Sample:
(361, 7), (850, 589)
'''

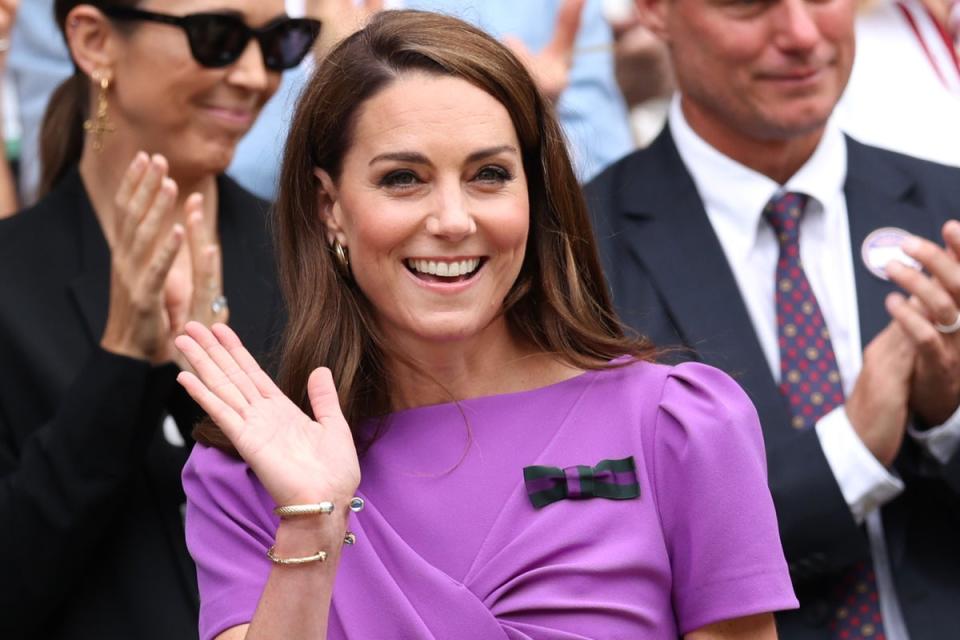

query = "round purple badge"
(861, 227), (921, 281)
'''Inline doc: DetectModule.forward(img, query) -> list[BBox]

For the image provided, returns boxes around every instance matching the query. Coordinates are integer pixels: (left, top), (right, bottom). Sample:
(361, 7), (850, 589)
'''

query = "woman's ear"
(314, 168), (346, 247)
(65, 6), (119, 78)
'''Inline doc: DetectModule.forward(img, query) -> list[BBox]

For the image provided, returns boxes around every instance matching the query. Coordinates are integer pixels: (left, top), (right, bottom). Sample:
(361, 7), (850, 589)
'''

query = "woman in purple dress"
(176, 10), (798, 639)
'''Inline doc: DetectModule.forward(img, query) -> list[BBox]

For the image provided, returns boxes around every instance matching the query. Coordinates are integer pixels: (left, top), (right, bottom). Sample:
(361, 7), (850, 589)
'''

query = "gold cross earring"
(84, 71), (115, 152)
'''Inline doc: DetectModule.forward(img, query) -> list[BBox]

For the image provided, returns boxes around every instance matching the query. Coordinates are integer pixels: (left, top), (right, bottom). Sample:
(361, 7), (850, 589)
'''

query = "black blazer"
(585, 130), (960, 639)
(0, 169), (281, 639)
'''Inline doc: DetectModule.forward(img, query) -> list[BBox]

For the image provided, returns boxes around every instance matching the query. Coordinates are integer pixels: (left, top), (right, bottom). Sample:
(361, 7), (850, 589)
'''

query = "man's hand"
(886, 221), (960, 426)
(845, 321), (916, 467)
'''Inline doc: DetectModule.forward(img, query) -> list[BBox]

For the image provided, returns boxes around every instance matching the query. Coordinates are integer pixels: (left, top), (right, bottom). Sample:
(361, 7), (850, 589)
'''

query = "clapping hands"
(99, 153), (226, 369)
(886, 221), (960, 426)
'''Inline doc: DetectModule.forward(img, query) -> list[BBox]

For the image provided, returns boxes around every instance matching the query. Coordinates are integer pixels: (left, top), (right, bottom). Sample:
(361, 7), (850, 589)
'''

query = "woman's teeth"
(406, 258), (481, 278)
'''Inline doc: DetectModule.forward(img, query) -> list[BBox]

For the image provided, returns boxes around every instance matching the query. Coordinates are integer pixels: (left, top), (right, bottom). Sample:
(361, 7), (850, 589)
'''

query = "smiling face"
(320, 72), (530, 350)
(654, 0), (855, 144)
(106, 0), (285, 176)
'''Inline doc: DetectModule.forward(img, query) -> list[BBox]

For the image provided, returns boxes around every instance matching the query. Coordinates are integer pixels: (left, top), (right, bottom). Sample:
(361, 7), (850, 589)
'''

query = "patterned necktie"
(764, 192), (886, 640)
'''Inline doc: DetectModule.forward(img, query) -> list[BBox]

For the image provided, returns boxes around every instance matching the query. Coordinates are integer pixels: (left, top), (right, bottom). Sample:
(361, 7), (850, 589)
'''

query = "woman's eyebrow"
(369, 151), (430, 166)
(466, 145), (518, 163)
(369, 146), (518, 167)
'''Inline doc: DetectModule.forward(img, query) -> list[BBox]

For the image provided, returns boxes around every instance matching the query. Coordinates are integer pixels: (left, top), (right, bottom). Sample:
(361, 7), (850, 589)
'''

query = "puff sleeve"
(647, 362), (798, 633)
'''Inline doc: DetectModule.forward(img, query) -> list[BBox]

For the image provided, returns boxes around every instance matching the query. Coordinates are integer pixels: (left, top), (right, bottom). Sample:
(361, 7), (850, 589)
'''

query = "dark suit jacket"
(585, 129), (960, 638)
(0, 169), (281, 639)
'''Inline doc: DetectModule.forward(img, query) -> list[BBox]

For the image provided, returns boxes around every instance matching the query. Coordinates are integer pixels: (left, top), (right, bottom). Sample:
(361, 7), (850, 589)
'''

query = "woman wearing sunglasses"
(0, 1), (319, 638)
(176, 10), (798, 640)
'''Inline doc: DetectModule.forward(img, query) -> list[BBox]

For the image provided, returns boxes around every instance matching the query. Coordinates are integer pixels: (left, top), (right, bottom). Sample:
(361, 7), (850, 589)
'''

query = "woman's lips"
(404, 257), (487, 287)
(202, 105), (256, 129)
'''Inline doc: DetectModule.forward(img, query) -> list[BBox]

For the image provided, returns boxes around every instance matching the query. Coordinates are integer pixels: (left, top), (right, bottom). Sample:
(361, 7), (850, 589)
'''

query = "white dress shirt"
(668, 95), (960, 639)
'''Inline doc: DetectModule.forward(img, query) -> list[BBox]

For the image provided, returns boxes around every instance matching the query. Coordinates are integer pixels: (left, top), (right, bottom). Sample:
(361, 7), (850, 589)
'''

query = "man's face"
(659, 0), (856, 143)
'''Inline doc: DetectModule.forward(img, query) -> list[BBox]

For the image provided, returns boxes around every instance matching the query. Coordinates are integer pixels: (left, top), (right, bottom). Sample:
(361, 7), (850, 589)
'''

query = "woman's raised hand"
(175, 322), (361, 507)
(100, 153), (183, 364)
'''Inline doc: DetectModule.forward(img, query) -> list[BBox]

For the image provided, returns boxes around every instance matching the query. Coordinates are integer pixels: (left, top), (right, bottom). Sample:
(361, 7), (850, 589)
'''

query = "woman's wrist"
(273, 516), (349, 561)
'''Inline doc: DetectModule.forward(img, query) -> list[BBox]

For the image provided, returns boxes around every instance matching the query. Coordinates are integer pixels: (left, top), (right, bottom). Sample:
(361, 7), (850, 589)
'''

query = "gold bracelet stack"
(267, 497), (365, 565)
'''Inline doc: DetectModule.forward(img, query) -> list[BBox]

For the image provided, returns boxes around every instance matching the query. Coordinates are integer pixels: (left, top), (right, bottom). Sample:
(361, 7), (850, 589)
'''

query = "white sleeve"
(907, 403), (960, 465)
(815, 406), (904, 523)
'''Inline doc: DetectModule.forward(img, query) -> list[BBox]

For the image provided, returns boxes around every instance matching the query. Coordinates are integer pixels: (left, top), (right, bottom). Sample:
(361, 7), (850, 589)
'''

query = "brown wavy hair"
(196, 9), (655, 453)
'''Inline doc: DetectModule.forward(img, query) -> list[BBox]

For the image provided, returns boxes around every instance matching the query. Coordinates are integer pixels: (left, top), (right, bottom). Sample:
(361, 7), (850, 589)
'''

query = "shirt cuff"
(908, 403), (960, 464)
(814, 406), (904, 523)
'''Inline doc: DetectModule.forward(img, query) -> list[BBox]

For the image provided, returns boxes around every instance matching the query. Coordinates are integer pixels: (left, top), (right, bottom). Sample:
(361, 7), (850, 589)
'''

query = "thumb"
(543, 0), (585, 60)
(307, 367), (346, 426)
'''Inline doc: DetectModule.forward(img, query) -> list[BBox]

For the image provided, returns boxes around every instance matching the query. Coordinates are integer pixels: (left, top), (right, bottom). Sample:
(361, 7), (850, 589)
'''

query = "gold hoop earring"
(83, 72), (115, 152)
(333, 240), (350, 272)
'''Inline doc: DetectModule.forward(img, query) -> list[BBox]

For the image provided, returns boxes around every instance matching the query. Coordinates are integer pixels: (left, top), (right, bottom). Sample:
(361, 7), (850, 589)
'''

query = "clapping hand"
(165, 192), (228, 348)
(306, 0), (383, 57)
(176, 322), (361, 507)
(100, 153), (226, 369)
(100, 154), (185, 364)
(503, 0), (585, 102)
(0, 0), (18, 67)
(886, 221), (960, 426)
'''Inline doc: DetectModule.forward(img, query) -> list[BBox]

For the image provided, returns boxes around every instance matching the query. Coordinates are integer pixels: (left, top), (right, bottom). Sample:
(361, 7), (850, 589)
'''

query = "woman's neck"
(78, 134), (219, 248)
(383, 318), (582, 412)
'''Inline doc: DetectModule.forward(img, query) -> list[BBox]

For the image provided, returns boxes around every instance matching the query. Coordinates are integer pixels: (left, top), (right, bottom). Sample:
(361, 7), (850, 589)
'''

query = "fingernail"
(133, 152), (148, 167)
(902, 237), (921, 253)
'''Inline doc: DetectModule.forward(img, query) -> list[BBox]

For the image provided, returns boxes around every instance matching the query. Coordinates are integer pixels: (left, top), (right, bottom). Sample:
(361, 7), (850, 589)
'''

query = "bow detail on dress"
(523, 456), (640, 509)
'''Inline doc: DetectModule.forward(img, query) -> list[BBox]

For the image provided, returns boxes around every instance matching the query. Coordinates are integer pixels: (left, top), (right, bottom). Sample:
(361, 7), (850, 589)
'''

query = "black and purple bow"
(523, 456), (640, 509)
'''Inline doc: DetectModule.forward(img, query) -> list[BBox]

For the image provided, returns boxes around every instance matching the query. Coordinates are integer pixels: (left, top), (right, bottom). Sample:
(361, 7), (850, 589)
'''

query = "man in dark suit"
(585, 0), (960, 638)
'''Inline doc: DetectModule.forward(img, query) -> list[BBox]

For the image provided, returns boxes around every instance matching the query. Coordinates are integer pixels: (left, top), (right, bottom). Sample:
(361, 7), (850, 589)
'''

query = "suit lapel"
(616, 131), (792, 436)
(844, 138), (940, 348)
(64, 171), (112, 344)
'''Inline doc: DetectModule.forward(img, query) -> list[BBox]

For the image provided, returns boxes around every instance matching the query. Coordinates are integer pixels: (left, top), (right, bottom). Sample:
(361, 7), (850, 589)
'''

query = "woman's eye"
(380, 170), (422, 188)
(474, 166), (512, 184)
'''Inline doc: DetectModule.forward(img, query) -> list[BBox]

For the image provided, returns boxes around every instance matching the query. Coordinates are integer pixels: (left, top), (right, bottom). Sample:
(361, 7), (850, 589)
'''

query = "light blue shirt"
(10, 0), (633, 202)
(7, 1), (74, 204)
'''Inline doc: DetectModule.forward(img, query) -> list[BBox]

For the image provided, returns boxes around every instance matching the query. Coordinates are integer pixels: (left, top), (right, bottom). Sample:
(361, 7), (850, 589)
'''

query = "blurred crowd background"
(1, 0), (956, 220)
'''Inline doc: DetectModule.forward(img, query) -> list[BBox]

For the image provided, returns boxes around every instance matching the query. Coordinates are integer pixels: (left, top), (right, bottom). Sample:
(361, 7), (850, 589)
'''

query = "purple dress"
(183, 361), (798, 639)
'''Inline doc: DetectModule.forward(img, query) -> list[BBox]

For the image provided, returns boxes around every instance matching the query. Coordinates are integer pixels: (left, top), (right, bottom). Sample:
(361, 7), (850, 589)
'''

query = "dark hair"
(196, 10), (655, 453)
(39, 1), (140, 197)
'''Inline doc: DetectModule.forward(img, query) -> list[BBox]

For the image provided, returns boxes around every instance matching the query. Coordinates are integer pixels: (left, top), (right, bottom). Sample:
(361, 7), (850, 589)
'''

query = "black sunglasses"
(101, 6), (321, 71)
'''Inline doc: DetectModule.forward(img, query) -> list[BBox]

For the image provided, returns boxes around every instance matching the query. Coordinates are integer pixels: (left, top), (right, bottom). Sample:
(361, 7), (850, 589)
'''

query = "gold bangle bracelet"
(266, 545), (328, 565)
(273, 501), (335, 518)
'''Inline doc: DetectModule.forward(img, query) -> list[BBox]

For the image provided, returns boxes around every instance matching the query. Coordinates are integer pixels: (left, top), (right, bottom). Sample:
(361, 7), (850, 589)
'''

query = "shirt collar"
(668, 93), (847, 246)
